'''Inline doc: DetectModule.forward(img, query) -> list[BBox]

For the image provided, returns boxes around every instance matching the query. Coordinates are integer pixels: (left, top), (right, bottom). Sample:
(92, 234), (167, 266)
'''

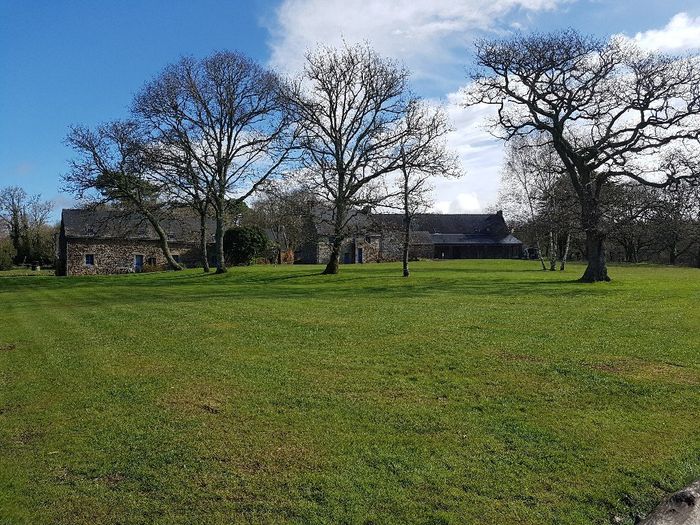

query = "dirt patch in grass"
(16, 428), (43, 445)
(0, 342), (16, 352)
(161, 383), (231, 416)
(95, 472), (126, 487)
(235, 441), (317, 475)
(590, 359), (699, 385)
(53, 467), (127, 488)
(101, 353), (174, 378)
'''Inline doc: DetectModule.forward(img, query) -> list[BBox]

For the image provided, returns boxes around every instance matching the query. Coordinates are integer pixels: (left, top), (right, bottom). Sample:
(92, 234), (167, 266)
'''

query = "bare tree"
(148, 147), (212, 271)
(604, 184), (661, 263)
(499, 135), (579, 271)
(650, 183), (700, 265)
(500, 136), (560, 270)
(134, 51), (296, 274)
(392, 102), (460, 277)
(247, 183), (313, 264)
(64, 120), (183, 270)
(285, 43), (418, 274)
(0, 186), (54, 265)
(466, 30), (700, 282)
(0, 186), (28, 259)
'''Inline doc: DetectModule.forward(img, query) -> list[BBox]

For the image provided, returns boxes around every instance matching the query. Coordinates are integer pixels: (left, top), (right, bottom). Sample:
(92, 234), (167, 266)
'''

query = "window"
(85, 254), (95, 266)
(147, 257), (157, 266)
(172, 254), (181, 263)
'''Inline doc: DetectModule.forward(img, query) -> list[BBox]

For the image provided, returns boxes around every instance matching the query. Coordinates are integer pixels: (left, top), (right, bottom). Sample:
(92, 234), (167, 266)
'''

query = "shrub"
(223, 226), (268, 265)
(0, 240), (15, 271)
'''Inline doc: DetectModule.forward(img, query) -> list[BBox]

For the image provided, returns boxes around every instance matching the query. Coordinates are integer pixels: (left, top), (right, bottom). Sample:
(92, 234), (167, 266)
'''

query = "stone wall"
(65, 238), (203, 276)
(299, 233), (428, 265)
(311, 235), (381, 265)
(379, 230), (434, 262)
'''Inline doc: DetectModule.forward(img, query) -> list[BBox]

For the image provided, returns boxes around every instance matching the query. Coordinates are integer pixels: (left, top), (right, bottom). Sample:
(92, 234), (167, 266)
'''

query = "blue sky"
(1, 0), (699, 218)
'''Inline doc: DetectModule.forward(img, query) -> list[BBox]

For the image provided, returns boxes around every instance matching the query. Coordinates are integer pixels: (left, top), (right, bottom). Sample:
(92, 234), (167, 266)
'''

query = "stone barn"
(56, 209), (213, 276)
(294, 206), (382, 264)
(376, 211), (523, 260)
(294, 207), (522, 264)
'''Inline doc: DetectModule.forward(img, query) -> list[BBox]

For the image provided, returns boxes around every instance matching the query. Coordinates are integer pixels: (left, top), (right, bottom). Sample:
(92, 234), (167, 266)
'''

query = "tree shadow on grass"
(0, 263), (617, 312)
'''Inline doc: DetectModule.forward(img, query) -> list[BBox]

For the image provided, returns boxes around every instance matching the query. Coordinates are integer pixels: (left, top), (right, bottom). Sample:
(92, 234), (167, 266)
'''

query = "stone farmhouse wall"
(302, 233), (434, 265)
(378, 231), (433, 262)
(65, 238), (202, 276)
(314, 235), (381, 265)
(409, 243), (434, 260)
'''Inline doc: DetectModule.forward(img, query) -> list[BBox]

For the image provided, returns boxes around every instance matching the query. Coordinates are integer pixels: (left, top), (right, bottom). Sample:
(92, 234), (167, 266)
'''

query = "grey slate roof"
(430, 233), (523, 245)
(61, 209), (215, 243)
(409, 230), (435, 245)
(375, 212), (522, 246)
(310, 206), (373, 236)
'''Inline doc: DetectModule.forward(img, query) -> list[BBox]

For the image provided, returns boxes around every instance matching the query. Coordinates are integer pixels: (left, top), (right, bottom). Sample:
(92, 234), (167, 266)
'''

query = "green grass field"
(0, 260), (698, 524)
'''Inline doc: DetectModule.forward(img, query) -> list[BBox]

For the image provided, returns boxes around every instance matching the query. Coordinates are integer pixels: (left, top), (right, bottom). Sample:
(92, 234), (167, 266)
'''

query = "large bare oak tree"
(465, 30), (700, 282)
(134, 51), (295, 273)
(285, 43), (418, 275)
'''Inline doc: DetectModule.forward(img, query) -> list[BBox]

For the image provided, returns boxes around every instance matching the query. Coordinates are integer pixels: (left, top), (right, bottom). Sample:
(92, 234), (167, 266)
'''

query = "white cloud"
(624, 12), (700, 52)
(430, 90), (503, 213)
(267, 0), (566, 78)
(266, 0), (566, 214)
(434, 192), (482, 213)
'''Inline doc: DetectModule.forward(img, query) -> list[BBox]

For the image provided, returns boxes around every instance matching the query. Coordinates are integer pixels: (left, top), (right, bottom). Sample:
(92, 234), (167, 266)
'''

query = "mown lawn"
(0, 260), (698, 524)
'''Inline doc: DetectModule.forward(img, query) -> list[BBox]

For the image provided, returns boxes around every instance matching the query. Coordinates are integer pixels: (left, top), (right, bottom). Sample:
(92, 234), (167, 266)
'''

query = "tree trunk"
(142, 210), (182, 271)
(534, 236), (547, 271)
(548, 230), (557, 271)
(669, 244), (677, 265)
(215, 213), (226, 274)
(323, 238), (342, 274)
(199, 212), (210, 273)
(322, 203), (346, 275)
(580, 228), (610, 282)
(578, 194), (610, 282)
(402, 224), (410, 278)
(560, 232), (570, 271)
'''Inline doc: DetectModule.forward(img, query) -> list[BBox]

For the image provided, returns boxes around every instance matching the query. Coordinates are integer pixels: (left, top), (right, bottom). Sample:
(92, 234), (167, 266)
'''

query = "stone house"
(56, 209), (214, 276)
(295, 208), (522, 264)
(294, 206), (382, 264)
(376, 212), (523, 260)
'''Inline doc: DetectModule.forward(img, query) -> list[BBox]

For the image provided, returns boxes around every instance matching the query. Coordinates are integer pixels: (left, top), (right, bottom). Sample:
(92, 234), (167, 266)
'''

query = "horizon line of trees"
(57, 31), (700, 281)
